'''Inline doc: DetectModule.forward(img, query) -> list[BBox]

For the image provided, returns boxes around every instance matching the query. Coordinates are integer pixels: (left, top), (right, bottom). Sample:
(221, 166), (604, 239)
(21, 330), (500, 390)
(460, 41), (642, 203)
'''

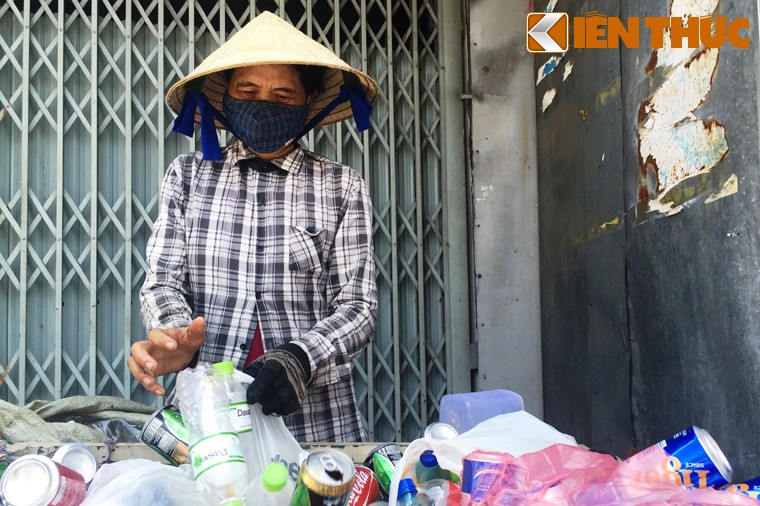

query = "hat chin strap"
(172, 90), (232, 161)
(288, 83), (374, 146)
(172, 83), (372, 161)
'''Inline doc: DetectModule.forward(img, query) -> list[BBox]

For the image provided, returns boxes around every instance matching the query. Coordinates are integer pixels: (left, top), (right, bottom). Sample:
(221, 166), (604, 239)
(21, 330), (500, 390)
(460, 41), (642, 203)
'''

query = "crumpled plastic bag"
(388, 410), (578, 504)
(476, 444), (758, 505)
(81, 459), (208, 505)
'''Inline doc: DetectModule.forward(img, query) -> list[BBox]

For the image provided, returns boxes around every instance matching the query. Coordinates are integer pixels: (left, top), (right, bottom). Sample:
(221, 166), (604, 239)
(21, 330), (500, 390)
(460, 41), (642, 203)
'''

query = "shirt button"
(258, 197), (266, 205)
(256, 245), (264, 252)
(239, 343), (246, 350)
(255, 292), (262, 300)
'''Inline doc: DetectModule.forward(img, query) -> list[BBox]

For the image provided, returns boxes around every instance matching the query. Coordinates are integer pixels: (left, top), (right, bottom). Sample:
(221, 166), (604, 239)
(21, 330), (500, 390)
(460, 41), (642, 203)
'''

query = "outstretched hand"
(128, 317), (206, 396)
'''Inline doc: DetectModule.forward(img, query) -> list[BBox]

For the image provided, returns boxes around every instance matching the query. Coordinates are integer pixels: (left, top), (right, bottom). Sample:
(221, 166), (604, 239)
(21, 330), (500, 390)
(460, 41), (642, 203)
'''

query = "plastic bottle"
(243, 462), (290, 506)
(212, 361), (255, 477)
(176, 363), (248, 505)
(416, 479), (450, 506)
(397, 478), (421, 505)
(415, 450), (460, 485)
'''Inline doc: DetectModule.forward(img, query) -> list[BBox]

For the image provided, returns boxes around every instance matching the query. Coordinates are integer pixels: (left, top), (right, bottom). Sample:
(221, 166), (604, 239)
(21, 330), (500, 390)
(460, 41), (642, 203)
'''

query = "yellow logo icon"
(527, 12), (569, 53)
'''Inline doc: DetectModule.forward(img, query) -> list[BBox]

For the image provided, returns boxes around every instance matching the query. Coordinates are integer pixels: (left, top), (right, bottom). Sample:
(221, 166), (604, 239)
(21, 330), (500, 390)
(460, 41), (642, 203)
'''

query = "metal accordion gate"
(0, 0), (468, 441)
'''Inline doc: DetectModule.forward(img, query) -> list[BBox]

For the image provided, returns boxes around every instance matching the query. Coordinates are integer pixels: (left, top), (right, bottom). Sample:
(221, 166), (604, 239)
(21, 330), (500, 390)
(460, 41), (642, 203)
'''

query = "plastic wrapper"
(80, 459), (207, 505)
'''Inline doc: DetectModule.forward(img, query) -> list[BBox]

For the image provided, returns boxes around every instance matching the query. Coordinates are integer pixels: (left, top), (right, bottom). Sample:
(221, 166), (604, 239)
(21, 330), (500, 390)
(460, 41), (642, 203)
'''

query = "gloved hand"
(244, 343), (312, 416)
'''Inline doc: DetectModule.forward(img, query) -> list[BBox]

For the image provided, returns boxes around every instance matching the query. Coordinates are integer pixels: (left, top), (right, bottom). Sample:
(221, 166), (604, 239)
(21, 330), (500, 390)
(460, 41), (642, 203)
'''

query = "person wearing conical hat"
(128, 12), (378, 442)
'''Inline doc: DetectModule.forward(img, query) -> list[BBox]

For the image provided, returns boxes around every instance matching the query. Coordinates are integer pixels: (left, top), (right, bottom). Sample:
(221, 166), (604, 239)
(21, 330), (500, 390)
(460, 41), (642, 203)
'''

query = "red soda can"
(347, 465), (379, 506)
(0, 455), (87, 506)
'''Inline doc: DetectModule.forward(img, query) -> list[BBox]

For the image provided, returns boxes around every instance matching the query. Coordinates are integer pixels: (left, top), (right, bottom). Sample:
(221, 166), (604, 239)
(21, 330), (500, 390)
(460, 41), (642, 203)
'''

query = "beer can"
(361, 444), (403, 473)
(723, 476), (760, 499)
(0, 455), (87, 506)
(51, 443), (99, 486)
(626, 426), (732, 489)
(347, 466), (379, 506)
(140, 404), (191, 466)
(291, 448), (356, 505)
(423, 422), (458, 440)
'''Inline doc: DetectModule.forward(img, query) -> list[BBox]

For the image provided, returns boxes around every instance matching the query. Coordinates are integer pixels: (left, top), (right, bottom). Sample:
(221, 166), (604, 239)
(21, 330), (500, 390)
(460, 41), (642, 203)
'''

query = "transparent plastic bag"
(81, 459), (207, 506)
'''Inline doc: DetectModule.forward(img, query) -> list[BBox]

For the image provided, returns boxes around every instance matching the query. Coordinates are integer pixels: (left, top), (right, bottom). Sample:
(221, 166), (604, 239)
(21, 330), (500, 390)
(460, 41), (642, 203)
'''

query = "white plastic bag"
(387, 410), (577, 505)
(81, 459), (207, 506)
(234, 370), (308, 496)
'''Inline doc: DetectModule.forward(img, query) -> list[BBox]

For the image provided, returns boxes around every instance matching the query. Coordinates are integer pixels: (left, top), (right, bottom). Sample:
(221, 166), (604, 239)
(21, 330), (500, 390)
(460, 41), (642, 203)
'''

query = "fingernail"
(165, 342), (176, 350)
(145, 362), (155, 371)
(143, 378), (152, 386)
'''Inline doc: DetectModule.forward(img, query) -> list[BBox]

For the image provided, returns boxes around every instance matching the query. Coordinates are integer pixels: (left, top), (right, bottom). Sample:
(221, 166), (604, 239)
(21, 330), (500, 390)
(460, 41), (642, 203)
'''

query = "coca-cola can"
(51, 443), (99, 486)
(0, 455), (87, 506)
(347, 465), (379, 506)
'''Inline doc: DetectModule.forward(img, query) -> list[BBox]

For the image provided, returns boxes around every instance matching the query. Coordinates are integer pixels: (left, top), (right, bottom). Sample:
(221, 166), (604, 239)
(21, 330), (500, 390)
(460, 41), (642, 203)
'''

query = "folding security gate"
(0, 0), (468, 441)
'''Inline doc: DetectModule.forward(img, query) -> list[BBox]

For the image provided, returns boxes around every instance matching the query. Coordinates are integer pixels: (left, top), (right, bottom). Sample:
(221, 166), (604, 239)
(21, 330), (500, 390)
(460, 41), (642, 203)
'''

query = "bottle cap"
(263, 462), (289, 492)
(218, 498), (243, 506)
(398, 478), (417, 497)
(419, 450), (438, 468)
(212, 361), (235, 375)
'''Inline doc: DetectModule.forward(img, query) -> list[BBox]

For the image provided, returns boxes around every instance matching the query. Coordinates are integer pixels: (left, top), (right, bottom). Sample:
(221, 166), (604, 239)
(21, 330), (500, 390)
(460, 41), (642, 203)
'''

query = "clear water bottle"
(212, 361), (256, 477)
(243, 462), (290, 506)
(176, 363), (248, 505)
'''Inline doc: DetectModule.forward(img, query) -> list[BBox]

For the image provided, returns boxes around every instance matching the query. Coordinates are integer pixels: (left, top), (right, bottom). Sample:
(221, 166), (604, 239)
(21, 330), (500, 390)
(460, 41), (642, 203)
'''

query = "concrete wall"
(468, 0), (543, 417)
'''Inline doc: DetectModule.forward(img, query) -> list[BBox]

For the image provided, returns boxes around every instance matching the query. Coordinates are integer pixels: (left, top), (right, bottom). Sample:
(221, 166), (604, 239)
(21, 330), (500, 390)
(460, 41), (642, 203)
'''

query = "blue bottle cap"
(420, 450), (438, 468)
(398, 478), (418, 497)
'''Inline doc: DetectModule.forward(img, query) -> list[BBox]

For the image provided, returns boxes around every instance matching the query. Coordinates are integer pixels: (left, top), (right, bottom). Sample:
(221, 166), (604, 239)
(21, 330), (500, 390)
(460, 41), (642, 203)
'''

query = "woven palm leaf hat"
(166, 11), (378, 159)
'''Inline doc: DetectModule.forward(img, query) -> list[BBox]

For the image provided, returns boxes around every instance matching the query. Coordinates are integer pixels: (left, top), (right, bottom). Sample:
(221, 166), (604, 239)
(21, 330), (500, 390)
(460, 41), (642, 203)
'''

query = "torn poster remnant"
(705, 174), (738, 204)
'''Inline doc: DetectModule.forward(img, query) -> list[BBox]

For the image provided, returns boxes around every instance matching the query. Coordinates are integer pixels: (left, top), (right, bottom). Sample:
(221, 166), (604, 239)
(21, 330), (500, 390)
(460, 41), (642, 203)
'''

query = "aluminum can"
(0, 455), (87, 506)
(626, 426), (732, 489)
(290, 448), (356, 505)
(461, 451), (506, 505)
(423, 422), (458, 440)
(140, 404), (191, 465)
(51, 444), (99, 486)
(722, 476), (760, 499)
(347, 465), (379, 506)
(361, 444), (403, 473)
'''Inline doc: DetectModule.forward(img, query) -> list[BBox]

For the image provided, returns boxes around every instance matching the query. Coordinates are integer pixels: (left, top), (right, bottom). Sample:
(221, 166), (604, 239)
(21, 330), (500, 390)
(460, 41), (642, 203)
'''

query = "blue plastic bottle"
(397, 478), (421, 505)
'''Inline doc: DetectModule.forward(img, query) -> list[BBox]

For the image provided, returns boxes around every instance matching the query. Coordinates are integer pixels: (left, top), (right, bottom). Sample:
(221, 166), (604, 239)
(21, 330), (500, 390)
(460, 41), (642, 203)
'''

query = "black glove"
(244, 343), (311, 416)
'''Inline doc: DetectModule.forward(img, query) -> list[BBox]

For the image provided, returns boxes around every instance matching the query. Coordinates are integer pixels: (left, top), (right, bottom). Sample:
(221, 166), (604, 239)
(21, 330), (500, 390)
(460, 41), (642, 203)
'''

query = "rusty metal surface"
(621, 0), (760, 480)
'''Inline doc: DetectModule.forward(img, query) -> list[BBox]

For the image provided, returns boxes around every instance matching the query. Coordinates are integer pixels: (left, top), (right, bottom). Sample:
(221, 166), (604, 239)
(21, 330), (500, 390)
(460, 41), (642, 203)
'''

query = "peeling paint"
(537, 55), (564, 86)
(563, 59), (574, 81)
(705, 174), (738, 204)
(545, 0), (559, 13)
(542, 88), (557, 112)
(596, 78), (621, 110)
(586, 216), (624, 241)
(645, 0), (720, 74)
(638, 45), (726, 215)
(648, 200), (684, 217)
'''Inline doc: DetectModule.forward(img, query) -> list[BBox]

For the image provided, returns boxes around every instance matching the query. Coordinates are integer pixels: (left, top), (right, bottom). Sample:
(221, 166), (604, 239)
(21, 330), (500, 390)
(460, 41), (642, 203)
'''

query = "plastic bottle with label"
(243, 462), (290, 506)
(415, 450), (460, 485)
(176, 363), (248, 505)
(212, 361), (256, 477)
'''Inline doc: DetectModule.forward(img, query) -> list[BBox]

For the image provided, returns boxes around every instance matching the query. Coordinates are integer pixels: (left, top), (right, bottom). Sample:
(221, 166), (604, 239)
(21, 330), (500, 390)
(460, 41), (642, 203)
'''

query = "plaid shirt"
(140, 140), (377, 442)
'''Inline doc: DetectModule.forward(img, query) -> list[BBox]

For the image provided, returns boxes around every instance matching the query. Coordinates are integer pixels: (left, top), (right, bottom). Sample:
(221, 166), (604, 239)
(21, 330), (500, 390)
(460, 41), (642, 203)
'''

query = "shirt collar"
(227, 140), (304, 175)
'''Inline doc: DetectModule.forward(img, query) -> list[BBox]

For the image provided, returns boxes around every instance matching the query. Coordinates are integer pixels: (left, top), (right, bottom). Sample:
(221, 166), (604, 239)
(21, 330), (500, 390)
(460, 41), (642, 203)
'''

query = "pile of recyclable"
(2, 367), (760, 505)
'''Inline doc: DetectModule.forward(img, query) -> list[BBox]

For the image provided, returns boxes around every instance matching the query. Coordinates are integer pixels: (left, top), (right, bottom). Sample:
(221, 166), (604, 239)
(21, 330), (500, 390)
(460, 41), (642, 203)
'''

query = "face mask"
(222, 92), (310, 154)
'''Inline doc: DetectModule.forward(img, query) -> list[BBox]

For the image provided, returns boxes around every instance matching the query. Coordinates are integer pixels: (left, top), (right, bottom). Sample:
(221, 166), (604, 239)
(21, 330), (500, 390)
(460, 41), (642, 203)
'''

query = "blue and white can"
(628, 426), (732, 489)
(722, 476), (760, 499)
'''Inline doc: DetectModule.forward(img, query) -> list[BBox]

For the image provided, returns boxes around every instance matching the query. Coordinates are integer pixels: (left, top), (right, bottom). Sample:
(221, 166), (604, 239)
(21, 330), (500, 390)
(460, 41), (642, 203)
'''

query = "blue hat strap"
(172, 90), (232, 161)
(291, 82), (373, 145)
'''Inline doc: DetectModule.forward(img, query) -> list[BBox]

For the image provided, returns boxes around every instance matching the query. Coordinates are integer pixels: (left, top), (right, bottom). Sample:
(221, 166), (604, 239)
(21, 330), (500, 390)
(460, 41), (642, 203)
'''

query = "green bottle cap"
(212, 361), (235, 375)
(263, 462), (289, 492)
(218, 498), (243, 506)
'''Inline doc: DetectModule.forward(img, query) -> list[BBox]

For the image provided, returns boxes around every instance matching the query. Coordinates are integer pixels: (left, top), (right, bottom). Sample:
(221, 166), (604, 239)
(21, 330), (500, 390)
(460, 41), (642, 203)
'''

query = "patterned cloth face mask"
(222, 91), (310, 153)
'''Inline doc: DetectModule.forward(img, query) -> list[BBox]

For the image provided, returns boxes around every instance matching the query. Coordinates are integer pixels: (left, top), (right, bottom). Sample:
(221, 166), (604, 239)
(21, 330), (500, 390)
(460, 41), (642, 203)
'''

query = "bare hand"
(128, 317), (206, 396)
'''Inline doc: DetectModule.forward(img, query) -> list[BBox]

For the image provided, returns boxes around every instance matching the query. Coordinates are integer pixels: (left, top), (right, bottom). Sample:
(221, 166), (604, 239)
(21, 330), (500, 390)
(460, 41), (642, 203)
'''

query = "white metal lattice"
(0, 0), (463, 441)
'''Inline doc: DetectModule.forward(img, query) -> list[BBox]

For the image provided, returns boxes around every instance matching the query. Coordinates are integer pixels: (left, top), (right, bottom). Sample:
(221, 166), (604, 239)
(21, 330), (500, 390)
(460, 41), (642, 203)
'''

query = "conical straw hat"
(166, 11), (378, 129)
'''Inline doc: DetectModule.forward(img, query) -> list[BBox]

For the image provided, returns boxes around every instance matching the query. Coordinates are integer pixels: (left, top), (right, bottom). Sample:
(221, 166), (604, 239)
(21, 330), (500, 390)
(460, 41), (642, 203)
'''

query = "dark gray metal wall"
(536, 0), (631, 456)
(538, 0), (760, 478)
